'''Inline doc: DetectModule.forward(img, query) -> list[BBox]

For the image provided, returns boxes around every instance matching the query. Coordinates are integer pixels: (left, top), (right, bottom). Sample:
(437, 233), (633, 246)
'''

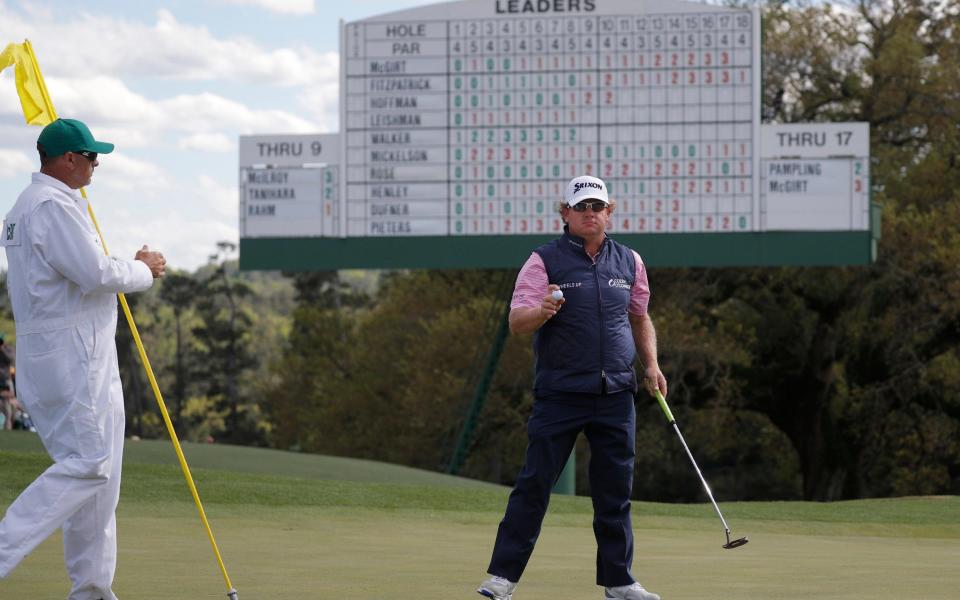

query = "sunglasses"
(72, 150), (98, 162)
(571, 201), (607, 213)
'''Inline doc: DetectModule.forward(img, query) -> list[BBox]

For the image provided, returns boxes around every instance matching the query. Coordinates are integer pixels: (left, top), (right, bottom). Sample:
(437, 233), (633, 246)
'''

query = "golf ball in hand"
(551, 290), (564, 301)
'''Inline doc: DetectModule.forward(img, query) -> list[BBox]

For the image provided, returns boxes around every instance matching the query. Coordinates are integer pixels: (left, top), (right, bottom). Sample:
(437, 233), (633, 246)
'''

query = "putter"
(654, 390), (749, 550)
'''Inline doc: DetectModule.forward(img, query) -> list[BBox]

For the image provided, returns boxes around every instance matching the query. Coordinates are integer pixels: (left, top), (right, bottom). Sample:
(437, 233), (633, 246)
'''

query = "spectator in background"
(0, 334), (14, 430)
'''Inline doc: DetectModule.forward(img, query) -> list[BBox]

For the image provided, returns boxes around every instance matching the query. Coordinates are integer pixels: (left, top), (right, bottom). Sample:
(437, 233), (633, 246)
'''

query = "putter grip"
(655, 390), (675, 423)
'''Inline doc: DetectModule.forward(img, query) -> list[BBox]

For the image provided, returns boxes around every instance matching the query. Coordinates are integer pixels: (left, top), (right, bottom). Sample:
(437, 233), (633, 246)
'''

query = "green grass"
(1, 431), (959, 599)
(0, 430), (500, 488)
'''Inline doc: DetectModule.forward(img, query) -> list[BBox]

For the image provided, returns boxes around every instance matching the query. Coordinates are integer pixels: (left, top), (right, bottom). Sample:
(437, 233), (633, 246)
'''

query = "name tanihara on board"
(248, 188), (296, 200)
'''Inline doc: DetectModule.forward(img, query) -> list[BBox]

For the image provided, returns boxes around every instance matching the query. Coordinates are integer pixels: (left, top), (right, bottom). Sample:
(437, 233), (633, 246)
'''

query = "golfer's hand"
(135, 245), (166, 278)
(643, 365), (667, 398)
(540, 284), (565, 320)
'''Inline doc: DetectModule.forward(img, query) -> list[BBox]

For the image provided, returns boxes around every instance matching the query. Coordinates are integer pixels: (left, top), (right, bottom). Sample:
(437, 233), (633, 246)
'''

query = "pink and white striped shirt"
(510, 249), (650, 315)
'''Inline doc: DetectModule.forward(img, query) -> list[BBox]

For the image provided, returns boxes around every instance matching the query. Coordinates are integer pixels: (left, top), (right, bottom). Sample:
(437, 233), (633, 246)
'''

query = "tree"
(157, 271), (198, 434)
(192, 242), (260, 444)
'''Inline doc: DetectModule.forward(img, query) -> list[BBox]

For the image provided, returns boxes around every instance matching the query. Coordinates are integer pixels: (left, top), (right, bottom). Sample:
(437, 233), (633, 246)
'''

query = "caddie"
(0, 118), (165, 600)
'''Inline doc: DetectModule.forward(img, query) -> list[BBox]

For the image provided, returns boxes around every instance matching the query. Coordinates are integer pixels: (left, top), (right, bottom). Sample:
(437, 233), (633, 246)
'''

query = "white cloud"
(0, 149), (33, 178)
(2, 74), (320, 147)
(0, 3), (342, 271)
(198, 174), (240, 219)
(178, 133), (234, 153)
(0, 7), (338, 86)
(95, 153), (172, 193)
(218, 0), (316, 15)
(97, 208), (238, 272)
(159, 92), (317, 134)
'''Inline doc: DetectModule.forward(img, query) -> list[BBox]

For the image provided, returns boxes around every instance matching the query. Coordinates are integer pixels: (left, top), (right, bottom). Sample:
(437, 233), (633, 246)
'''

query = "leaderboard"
(342, 0), (758, 237)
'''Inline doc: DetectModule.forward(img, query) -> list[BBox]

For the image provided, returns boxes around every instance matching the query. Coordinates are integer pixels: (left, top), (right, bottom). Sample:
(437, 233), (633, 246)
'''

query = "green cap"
(37, 118), (115, 158)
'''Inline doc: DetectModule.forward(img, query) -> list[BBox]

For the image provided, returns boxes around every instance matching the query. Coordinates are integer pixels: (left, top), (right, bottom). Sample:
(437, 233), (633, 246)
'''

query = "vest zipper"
(593, 253), (606, 394)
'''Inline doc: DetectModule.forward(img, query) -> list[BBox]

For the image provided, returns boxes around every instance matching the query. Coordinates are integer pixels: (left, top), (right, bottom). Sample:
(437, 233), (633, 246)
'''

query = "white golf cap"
(563, 175), (609, 207)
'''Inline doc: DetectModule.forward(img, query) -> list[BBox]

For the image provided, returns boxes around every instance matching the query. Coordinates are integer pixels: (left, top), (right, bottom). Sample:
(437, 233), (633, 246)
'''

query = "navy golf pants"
(487, 389), (636, 587)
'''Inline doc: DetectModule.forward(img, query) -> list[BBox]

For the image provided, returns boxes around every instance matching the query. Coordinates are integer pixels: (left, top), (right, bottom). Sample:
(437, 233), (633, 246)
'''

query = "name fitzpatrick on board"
(495, 0), (596, 13)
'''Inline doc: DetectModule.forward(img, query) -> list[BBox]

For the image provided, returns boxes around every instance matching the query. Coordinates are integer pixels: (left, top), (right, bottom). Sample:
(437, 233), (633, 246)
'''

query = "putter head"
(723, 536), (749, 549)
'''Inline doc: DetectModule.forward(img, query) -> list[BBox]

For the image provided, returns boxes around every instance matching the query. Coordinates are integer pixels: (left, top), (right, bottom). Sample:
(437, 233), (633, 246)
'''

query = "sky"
(0, 0), (435, 271)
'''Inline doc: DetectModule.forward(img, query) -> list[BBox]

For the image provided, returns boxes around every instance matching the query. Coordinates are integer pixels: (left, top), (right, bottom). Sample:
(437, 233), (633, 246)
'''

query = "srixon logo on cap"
(573, 181), (603, 193)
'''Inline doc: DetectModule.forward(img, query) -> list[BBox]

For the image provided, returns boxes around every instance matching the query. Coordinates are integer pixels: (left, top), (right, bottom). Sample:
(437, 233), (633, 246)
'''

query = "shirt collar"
(562, 225), (608, 259)
(32, 172), (82, 201)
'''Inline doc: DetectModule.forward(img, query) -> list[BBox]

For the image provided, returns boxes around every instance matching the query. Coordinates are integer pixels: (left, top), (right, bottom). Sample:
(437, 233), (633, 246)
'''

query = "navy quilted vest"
(533, 230), (638, 394)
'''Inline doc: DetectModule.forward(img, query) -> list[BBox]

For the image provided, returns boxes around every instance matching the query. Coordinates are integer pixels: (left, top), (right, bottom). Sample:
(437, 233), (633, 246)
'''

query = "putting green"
(1, 432), (958, 599)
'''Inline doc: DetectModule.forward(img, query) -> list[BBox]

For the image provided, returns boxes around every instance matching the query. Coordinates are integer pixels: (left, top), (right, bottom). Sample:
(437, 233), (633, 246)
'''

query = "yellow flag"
(0, 41), (56, 126)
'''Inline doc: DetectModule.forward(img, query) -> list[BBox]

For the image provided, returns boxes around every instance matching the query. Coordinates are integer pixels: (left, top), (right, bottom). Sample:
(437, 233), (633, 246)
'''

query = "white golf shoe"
(604, 582), (661, 600)
(477, 574), (517, 600)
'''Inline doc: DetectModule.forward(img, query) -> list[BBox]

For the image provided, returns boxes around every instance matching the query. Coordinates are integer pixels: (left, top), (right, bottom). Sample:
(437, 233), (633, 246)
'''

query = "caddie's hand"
(644, 365), (667, 398)
(135, 245), (166, 278)
(540, 284), (565, 320)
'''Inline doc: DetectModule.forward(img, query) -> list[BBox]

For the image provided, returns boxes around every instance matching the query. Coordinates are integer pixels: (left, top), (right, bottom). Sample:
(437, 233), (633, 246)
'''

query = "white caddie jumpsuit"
(0, 172), (153, 600)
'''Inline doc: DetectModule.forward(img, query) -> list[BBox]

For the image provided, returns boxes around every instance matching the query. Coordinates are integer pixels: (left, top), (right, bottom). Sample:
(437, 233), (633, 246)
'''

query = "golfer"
(0, 118), (165, 600)
(477, 175), (667, 600)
